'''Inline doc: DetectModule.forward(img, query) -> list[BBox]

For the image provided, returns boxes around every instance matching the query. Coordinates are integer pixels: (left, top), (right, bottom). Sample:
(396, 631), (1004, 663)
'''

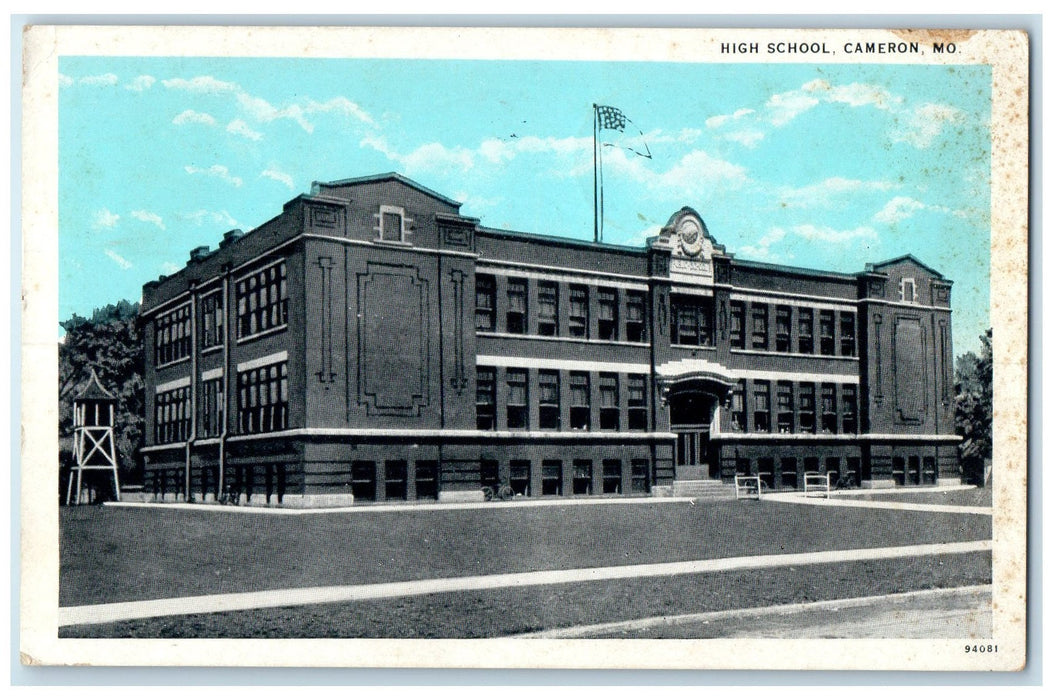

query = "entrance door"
(669, 391), (718, 479)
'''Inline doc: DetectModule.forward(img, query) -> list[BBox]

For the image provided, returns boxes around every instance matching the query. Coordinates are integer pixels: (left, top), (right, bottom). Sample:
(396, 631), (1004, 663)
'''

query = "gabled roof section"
(75, 368), (116, 402)
(310, 172), (463, 208)
(865, 254), (945, 279)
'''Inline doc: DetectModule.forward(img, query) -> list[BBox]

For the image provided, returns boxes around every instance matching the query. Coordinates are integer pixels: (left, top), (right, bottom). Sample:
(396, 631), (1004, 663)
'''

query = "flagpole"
(593, 104), (599, 244)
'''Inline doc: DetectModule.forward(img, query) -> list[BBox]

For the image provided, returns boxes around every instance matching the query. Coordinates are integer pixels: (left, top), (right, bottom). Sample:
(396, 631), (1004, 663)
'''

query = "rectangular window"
(200, 292), (224, 350)
(154, 304), (192, 366)
(200, 378), (224, 438)
(730, 380), (746, 432)
(154, 386), (190, 443)
(821, 383), (838, 433)
(825, 457), (841, 484)
(510, 460), (530, 496)
(506, 368), (528, 430)
(480, 459), (499, 491)
(625, 290), (646, 342)
(901, 278), (916, 303)
(751, 303), (768, 350)
(798, 308), (814, 354)
(236, 261), (288, 339)
(415, 461), (438, 500)
(538, 370), (561, 430)
(842, 385), (858, 434)
(776, 381), (794, 433)
(568, 285), (589, 338)
(599, 373), (620, 430)
(597, 288), (618, 340)
(475, 367), (496, 430)
(671, 295), (713, 346)
(474, 275), (495, 332)
(350, 461), (376, 501)
(729, 301), (745, 349)
(627, 374), (648, 430)
(840, 312), (856, 356)
(384, 460), (407, 500)
(237, 361), (288, 434)
(572, 460), (593, 495)
(569, 372), (591, 431)
(752, 380), (771, 432)
(799, 382), (816, 433)
(780, 457), (798, 489)
(541, 460), (563, 496)
(758, 457), (775, 489)
(537, 280), (558, 336)
(602, 459), (622, 494)
(506, 278), (527, 334)
(381, 210), (403, 241)
(846, 457), (861, 486)
(631, 460), (650, 494)
(819, 310), (835, 356)
(775, 305), (792, 352)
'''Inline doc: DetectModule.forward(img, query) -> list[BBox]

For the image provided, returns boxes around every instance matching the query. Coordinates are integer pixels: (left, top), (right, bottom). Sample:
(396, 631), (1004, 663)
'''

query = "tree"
(59, 301), (145, 489)
(955, 328), (993, 484)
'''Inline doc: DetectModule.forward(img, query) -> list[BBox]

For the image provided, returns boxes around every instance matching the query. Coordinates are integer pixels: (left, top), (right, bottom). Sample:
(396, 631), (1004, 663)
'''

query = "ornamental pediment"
(648, 207), (726, 284)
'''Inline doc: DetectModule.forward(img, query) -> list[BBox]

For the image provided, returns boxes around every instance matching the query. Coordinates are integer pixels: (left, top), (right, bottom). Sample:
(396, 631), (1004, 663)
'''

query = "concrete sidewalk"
(514, 585), (993, 639)
(762, 489), (992, 516)
(58, 539), (991, 628)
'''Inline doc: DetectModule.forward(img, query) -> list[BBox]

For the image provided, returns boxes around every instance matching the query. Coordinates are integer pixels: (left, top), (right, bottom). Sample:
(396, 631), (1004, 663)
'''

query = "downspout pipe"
(218, 267), (231, 502)
(185, 285), (198, 501)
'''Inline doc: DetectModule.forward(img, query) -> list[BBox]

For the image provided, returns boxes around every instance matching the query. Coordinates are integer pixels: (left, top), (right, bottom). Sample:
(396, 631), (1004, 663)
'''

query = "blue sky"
(58, 57), (991, 355)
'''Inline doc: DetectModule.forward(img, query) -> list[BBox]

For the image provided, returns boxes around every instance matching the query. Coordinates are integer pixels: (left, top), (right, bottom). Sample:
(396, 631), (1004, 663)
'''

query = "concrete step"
(672, 479), (738, 500)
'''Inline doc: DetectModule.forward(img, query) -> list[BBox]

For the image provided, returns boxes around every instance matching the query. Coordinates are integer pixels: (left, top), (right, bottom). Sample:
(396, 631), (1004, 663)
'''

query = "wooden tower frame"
(67, 369), (121, 505)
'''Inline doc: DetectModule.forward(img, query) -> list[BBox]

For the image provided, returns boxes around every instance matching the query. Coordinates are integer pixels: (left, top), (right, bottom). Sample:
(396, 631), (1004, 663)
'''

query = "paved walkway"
(763, 489), (992, 516)
(58, 539), (991, 628)
(512, 585), (993, 639)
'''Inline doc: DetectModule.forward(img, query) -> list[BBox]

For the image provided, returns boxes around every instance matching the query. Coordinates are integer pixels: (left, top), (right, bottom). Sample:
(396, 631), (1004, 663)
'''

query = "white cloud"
(891, 102), (965, 148)
(105, 249), (133, 269)
(766, 88), (820, 127)
(724, 129), (766, 148)
(400, 142), (476, 174)
(260, 168), (295, 190)
(58, 73), (73, 87)
(125, 75), (156, 92)
(91, 208), (120, 229)
(172, 109), (216, 126)
(705, 108), (754, 129)
(236, 92), (313, 132)
(184, 164), (243, 187)
(306, 97), (376, 126)
(130, 210), (165, 230)
(179, 210), (238, 227)
(738, 227), (789, 260)
(161, 76), (239, 93)
(226, 119), (263, 141)
(874, 196), (927, 224)
(79, 73), (119, 86)
(161, 262), (181, 275)
(792, 224), (878, 243)
(780, 177), (896, 208)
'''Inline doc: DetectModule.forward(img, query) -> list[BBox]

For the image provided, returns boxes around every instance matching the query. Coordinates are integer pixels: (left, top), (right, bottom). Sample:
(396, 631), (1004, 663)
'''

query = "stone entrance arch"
(660, 371), (733, 480)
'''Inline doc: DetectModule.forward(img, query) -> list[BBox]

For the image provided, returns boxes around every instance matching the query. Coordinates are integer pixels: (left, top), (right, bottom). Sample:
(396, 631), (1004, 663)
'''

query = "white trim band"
(475, 355), (650, 374)
(201, 368), (223, 382)
(155, 376), (191, 394)
(475, 264), (649, 291)
(237, 351), (289, 372)
(731, 292), (856, 313)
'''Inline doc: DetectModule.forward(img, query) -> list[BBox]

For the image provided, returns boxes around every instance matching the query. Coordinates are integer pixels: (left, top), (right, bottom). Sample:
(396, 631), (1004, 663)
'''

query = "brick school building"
(140, 173), (961, 506)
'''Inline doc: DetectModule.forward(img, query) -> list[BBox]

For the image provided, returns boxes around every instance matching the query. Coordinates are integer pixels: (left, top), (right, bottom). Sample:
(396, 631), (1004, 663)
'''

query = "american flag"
(596, 104), (627, 132)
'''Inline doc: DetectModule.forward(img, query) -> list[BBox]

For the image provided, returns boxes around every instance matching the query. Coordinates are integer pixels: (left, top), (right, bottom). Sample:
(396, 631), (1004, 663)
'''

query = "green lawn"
(61, 551), (991, 638)
(61, 498), (991, 607)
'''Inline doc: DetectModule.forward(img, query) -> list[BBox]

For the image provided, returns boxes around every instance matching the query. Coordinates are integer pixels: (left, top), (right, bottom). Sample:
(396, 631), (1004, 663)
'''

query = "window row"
(237, 361), (289, 434)
(154, 304), (192, 366)
(481, 458), (650, 497)
(728, 380), (858, 434)
(154, 386), (191, 444)
(475, 275), (647, 342)
(236, 260), (288, 339)
(730, 302), (856, 357)
(200, 292), (224, 349)
(733, 455), (863, 490)
(476, 367), (649, 431)
(351, 459), (438, 501)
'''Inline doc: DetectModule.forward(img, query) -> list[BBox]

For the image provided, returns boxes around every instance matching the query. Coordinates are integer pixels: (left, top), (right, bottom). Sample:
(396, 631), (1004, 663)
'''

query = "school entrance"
(667, 383), (724, 480)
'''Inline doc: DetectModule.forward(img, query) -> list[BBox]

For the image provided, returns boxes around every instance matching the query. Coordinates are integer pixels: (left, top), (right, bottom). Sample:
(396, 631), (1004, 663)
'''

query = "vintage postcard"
(20, 25), (1028, 671)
